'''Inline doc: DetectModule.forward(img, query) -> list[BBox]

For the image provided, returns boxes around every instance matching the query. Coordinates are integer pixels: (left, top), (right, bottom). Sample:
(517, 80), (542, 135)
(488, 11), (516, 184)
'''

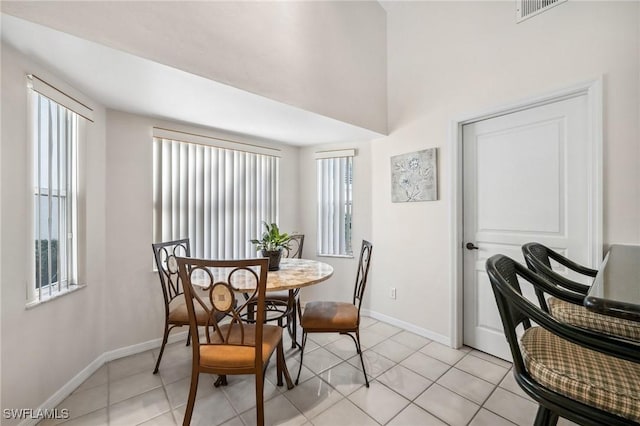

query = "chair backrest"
(522, 242), (592, 311)
(487, 254), (640, 425)
(522, 242), (552, 269)
(521, 243), (556, 311)
(177, 256), (269, 368)
(284, 234), (304, 259)
(522, 242), (597, 280)
(353, 240), (373, 313)
(152, 239), (191, 309)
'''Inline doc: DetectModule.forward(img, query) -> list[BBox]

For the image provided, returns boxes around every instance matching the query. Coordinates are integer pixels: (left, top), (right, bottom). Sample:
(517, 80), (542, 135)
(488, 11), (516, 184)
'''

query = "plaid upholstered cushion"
(521, 327), (640, 422)
(549, 297), (640, 342)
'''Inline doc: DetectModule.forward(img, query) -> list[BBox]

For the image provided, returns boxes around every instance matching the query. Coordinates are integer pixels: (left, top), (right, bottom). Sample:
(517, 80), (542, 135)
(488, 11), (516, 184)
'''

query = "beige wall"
(0, 45), (302, 416)
(2, 1), (388, 135)
(1, 43), (108, 420)
(368, 1), (640, 341)
(103, 111), (301, 351)
(3, 0), (640, 415)
(297, 141), (373, 306)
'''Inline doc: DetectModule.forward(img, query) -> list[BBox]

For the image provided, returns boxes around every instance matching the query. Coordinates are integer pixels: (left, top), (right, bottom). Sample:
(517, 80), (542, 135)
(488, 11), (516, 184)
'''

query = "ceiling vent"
(516, 0), (567, 23)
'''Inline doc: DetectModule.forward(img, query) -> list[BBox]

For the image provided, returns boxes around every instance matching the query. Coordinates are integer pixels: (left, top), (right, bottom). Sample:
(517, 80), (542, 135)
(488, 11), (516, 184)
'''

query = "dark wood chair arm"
(547, 249), (598, 277)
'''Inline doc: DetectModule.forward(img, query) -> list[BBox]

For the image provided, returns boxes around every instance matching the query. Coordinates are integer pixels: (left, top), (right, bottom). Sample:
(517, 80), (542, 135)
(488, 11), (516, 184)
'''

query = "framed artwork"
(391, 148), (437, 202)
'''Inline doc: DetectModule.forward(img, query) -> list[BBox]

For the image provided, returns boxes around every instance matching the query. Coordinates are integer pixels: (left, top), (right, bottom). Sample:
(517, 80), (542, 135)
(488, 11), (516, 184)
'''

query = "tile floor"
(41, 317), (579, 426)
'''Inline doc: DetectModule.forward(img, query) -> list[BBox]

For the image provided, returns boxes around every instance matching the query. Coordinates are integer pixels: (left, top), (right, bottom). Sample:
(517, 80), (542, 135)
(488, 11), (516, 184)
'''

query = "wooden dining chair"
(522, 242), (640, 341)
(152, 239), (223, 374)
(486, 254), (640, 425)
(177, 256), (293, 426)
(295, 240), (373, 387)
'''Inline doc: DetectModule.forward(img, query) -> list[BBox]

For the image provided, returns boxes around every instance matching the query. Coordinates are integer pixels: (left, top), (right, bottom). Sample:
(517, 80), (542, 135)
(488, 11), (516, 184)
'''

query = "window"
(316, 150), (354, 257)
(27, 75), (93, 305)
(31, 93), (79, 301)
(152, 133), (279, 259)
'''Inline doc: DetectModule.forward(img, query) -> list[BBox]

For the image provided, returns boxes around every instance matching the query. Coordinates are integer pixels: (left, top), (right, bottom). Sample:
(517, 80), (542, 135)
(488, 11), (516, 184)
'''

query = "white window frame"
(316, 149), (355, 258)
(27, 74), (92, 306)
(152, 129), (281, 260)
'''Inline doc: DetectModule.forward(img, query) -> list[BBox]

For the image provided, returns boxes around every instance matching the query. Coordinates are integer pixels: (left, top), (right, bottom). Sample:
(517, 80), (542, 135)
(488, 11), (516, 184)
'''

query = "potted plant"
(251, 222), (291, 271)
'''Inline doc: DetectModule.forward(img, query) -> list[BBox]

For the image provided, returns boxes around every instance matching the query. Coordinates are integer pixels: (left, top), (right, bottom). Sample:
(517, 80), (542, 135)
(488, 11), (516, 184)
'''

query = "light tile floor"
(41, 317), (580, 426)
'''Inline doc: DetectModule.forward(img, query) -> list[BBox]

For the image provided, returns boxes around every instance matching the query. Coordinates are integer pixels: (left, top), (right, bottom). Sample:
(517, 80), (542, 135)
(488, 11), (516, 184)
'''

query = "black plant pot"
(261, 249), (283, 271)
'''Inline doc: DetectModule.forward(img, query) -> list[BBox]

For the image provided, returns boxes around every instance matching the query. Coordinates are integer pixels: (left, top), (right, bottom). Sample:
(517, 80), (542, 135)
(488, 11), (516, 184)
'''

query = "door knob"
(466, 242), (479, 250)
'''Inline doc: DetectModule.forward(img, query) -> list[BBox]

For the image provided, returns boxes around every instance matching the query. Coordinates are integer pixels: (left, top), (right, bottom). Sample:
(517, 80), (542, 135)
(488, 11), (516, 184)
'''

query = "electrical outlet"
(390, 287), (397, 299)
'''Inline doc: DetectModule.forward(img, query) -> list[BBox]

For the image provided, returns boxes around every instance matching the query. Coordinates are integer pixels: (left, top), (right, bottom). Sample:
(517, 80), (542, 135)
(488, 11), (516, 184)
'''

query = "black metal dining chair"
(522, 242), (640, 341)
(486, 254), (640, 426)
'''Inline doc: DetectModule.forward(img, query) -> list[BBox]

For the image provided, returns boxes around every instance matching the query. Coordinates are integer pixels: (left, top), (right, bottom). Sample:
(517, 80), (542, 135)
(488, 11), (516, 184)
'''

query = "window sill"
(25, 284), (87, 310)
(317, 254), (354, 259)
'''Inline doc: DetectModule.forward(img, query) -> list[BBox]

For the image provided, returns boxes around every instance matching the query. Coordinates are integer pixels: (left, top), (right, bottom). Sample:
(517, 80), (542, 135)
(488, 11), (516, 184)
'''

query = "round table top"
(266, 258), (334, 291)
(192, 258), (333, 292)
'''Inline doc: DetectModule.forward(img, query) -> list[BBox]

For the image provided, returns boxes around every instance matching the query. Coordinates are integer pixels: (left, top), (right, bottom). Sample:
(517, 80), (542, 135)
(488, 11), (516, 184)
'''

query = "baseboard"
(21, 309), (448, 426)
(18, 331), (189, 426)
(360, 308), (451, 346)
(17, 354), (106, 426)
(104, 330), (189, 362)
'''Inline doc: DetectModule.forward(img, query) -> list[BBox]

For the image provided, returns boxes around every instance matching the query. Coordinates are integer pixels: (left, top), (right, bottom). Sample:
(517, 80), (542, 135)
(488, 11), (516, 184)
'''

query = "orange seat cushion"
(199, 324), (282, 371)
(168, 298), (211, 325)
(301, 301), (358, 331)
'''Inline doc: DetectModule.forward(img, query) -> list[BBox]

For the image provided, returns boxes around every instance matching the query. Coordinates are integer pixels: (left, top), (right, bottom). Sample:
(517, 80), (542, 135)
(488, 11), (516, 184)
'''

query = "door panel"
(463, 95), (590, 360)
(476, 118), (563, 234)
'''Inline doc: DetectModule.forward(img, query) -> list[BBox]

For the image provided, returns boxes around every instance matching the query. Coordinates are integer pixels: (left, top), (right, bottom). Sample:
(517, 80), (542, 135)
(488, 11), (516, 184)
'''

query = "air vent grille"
(516, 0), (567, 23)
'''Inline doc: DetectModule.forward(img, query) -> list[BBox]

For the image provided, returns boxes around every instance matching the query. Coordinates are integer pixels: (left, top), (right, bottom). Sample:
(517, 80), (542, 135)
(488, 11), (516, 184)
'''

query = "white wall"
(1, 43), (108, 420)
(104, 111), (301, 350)
(297, 141), (373, 306)
(2, 1), (388, 135)
(3, 0), (640, 415)
(368, 1), (640, 341)
(0, 45), (301, 416)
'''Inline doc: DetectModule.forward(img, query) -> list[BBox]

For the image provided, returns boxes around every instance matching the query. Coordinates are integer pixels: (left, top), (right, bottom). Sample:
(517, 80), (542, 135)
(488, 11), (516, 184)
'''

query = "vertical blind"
(32, 91), (79, 300)
(153, 137), (279, 259)
(316, 155), (353, 256)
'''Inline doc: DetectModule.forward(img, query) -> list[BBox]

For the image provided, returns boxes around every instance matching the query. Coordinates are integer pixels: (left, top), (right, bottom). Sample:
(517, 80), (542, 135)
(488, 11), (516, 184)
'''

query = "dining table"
(193, 257), (334, 344)
(192, 258), (334, 292)
(584, 244), (640, 321)
(191, 257), (334, 388)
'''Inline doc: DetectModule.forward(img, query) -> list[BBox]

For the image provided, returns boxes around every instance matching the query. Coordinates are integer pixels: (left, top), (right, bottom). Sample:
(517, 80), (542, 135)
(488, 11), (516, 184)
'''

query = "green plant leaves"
(250, 221), (292, 251)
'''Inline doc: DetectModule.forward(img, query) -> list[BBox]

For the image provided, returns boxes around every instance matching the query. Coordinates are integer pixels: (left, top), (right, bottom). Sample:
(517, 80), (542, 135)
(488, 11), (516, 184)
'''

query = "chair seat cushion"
(301, 301), (358, 331)
(521, 326), (640, 422)
(549, 297), (640, 341)
(168, 298), (211, 325)
(199, 324), (282, 371)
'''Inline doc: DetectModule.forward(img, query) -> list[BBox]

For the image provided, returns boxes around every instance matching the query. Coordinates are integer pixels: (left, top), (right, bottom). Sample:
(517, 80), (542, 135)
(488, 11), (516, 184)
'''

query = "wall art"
(390, 148), (437, 202)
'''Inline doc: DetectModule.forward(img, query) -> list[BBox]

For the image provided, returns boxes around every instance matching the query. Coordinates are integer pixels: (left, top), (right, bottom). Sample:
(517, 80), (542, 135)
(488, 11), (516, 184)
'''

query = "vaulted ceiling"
(1, 1), (388, 145)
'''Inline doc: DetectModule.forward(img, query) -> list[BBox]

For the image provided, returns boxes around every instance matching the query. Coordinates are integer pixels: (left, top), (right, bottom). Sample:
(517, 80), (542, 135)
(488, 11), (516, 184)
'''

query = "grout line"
(160, 377), (178, 425)
(467, 349), (513, 369)
(68, 318), (532, 426)
(475, 386), (521, 426)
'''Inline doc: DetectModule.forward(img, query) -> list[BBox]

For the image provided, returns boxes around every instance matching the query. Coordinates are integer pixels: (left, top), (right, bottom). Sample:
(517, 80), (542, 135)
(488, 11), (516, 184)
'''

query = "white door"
(462, 94), (592, 360)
